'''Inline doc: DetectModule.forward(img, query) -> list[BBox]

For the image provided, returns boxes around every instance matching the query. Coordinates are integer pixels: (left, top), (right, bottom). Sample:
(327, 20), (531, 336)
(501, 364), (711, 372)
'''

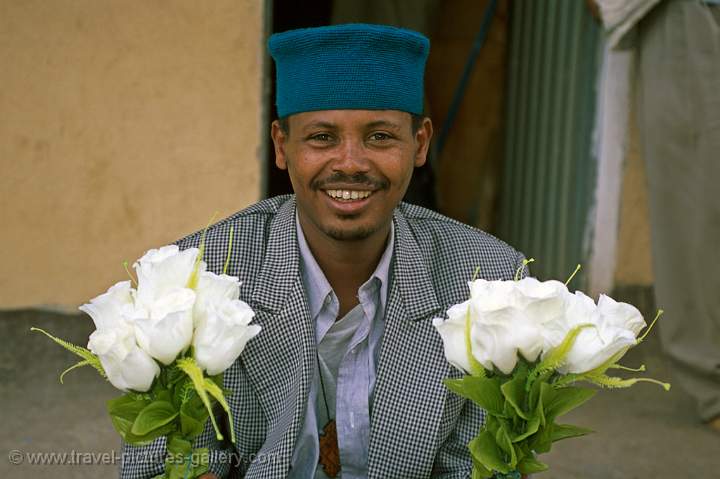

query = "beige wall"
(0, 0), (267, 310)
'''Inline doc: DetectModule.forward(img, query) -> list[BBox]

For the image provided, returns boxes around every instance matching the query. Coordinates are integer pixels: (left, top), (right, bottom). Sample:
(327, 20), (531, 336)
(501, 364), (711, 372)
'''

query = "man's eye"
(369, 132), (391, 141)
(309, 133), (332, 142)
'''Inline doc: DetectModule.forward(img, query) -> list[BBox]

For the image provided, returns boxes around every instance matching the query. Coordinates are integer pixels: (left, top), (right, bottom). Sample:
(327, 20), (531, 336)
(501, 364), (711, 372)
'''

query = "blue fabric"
(268, 23), (429, 117)
(290, 214), (393, 478)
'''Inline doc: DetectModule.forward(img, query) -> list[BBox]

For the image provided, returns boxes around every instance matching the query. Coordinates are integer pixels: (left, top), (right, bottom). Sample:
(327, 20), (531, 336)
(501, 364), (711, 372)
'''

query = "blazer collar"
(250, 198), (301, 313)
(390, 206), (441, 320)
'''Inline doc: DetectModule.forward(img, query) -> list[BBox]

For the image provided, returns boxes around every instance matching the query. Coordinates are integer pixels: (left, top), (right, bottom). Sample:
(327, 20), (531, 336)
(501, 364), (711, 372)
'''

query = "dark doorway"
(266, 0), (333, 199)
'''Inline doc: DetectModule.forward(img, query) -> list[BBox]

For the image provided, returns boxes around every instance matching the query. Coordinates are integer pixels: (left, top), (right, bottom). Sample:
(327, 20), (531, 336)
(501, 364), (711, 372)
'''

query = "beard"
(322, 215), (380, 241)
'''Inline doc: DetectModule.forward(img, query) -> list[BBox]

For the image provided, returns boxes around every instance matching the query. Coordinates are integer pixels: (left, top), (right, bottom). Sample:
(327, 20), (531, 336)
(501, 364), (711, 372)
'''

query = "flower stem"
(637, 309), (663, 343)
(514, 258), (535, 281)
(472, 265), (481, 281)
(223, 225), (235, 275)
(464, 308), (485, 377)
(123, 261), (138, 287)
(564, 264), (582, 286)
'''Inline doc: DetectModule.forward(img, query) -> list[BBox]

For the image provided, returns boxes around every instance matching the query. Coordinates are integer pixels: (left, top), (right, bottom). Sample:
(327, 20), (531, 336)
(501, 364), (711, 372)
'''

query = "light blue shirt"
(290, 216), (394, 478)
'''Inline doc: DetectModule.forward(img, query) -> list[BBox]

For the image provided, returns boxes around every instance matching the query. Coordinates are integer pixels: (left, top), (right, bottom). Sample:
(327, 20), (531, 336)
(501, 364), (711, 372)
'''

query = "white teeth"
(325, 189), (372, 201)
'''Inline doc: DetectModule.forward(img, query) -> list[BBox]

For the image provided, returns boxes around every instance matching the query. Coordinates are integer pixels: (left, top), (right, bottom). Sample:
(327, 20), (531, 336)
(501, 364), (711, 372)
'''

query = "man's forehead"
(289, 110), (411, 129)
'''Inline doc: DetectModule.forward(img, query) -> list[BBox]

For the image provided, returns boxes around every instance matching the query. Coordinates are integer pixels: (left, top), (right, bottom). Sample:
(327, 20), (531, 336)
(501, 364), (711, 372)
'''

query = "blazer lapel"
(241, 199), (316, 476)
(368, 210), (450, 478)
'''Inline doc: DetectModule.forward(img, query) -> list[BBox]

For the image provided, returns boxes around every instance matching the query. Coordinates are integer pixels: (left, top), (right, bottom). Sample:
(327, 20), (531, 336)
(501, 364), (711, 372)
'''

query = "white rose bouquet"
(433, 261), (669, 478)
(32, 227), (260, 478)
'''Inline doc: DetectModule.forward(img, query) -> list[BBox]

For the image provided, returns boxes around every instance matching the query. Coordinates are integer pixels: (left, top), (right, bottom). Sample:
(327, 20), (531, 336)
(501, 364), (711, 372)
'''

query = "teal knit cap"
(268, 23), (429, 118)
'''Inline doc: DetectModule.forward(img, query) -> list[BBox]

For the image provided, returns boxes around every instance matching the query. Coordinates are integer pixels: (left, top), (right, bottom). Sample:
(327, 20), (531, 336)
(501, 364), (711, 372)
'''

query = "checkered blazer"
(119, 195), (524, 479)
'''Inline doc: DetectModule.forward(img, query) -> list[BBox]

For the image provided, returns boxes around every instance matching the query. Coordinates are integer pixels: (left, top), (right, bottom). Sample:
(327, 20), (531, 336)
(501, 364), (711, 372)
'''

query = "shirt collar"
(296, 213), (394, 320)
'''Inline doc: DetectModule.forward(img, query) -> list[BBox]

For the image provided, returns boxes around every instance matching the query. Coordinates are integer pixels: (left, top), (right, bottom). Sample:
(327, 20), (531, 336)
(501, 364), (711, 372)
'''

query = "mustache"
(312, 172), (388, 190)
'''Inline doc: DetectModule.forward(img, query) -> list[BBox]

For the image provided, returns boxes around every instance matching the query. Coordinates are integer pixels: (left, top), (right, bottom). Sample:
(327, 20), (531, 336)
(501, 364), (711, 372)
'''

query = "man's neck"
(299, 217), (390, 317)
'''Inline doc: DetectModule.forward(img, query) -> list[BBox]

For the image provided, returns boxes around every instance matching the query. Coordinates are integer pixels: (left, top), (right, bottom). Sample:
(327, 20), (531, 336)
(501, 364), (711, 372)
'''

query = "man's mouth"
(323, 189), (373, 201)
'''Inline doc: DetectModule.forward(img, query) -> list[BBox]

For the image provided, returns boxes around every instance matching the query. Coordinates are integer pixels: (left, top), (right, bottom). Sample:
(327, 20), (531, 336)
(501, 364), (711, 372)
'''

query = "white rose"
(129, 245), (201, 365)
(468, 279), (518, 311)
(194, 271), (241, 320)
(545, 291), (644, 374)
(130, 288), (196, 365)
(133, 245), (200, 305)
(432, 301), (473, 373)
(560, 324), (638, 374)
(469, 306), (544, 374)
(80, 281), (159, 391)
(541, 290), (599, 352)
(79, 281), (134, 330)
(597, 294), (646, 335)
(193, 292), (260, 375)
(87, 325), (160, 392)
(435, 278), (567, 375)
(513, 277), (569, 322)
(468, 278), (561, 374)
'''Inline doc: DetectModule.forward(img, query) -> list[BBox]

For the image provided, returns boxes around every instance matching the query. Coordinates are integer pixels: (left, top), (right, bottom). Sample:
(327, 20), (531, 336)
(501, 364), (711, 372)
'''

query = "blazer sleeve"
(431, 398), (485, 478)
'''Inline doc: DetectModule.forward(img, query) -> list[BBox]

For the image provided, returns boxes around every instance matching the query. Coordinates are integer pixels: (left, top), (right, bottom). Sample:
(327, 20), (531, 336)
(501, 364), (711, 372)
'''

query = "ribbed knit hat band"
(269, 24), (429, 118)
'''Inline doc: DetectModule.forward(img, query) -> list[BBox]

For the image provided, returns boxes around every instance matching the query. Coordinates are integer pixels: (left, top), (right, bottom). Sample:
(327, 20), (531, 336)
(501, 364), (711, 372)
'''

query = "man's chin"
(323, 221), (381, 242)
(324, 226), (375, 241)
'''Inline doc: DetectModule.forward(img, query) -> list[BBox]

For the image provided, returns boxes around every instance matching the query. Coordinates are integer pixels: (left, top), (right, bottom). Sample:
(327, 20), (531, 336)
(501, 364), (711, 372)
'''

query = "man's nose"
(331, 138), (370, 173)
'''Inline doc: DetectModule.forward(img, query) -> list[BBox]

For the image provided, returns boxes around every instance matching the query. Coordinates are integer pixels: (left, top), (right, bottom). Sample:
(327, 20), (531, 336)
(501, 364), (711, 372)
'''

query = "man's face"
(271, 109), (433, 243)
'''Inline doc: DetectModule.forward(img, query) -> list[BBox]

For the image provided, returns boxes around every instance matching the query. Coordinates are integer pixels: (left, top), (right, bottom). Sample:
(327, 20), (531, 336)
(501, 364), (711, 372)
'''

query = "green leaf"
(125, 422), (176, 446)
(536, 382), (553, 427)
(165, 364), (186, 387)
(203, 376), (235, 443)
(30, 327), (106, 379)
(165, 435), (210, 479)
(527, 324), (594, 383)
(468, 430), (511, 474)
(528, 424), (553, 454)
(512, 413), (541, 443)
(517, 455), (549, 474)
(550, 423), (594, 442)
(59, 359), (92, 384)
(131, 400), (179, 436)
(583, 373), (671, 391)
(180, 395), (208, 438)
(544, 386), (596, 421)
(173, 379), (195, 409)
(484, 416), (501, 437)
(503, 399), (517, 422)
(444, 377), (506, 417)
(501, 375), (529, 420)
(107, 394), (151, 439)
(471, 457), (494, 479)
(176, 357), (223, 441)
(166, 434), (193, 456)
(495, 423), (517, 468)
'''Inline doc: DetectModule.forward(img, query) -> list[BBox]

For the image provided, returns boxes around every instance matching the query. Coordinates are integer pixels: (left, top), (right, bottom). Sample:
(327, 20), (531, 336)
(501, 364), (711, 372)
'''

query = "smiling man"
(120, 24), (524, 479)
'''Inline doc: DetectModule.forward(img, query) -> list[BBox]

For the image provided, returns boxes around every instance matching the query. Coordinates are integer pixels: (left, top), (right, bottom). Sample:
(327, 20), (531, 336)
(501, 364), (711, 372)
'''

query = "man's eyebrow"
(365, 120), (403, 130)
(301, 121), (337, 132)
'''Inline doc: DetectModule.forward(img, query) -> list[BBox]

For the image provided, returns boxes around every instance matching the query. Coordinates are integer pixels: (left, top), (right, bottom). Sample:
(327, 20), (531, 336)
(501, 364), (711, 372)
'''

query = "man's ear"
(271, 120), (288, 170)
(413, 117), (433, 168)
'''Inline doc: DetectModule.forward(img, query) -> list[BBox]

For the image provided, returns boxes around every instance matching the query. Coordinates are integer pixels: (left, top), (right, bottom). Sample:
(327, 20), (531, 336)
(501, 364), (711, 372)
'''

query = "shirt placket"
(335, 280), (377, 477)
